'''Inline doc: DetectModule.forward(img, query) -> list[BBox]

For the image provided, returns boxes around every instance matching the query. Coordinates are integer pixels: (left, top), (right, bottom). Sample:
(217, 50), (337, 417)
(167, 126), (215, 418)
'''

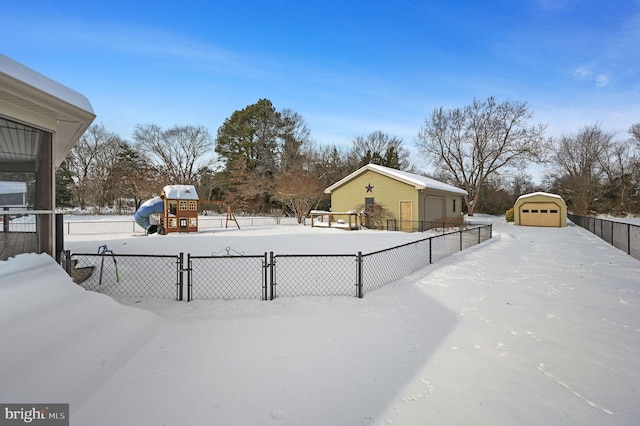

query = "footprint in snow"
(271, 410), (286, 420)
(536, 363), (613, 416)
(494, 342), (509, 356)
(527, 331), (542, 341)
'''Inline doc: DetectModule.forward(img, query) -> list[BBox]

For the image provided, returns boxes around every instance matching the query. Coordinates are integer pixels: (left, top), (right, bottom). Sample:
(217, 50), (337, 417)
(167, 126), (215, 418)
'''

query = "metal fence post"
(628, 224), (632, 255)
(55, 213), (64, 264)
(269, 251), (276, 300)
(64, 249), (72, 274)
(429, 238), (433, 264)
(262, 252), (268, 300)
(459, 229), (463, 251)
(611, 221), (614, 246)
(598, 218), (603, 239)
(177, 252), (184, 301)
(186, 253), (192, 301)
(356, 251), (363, 298)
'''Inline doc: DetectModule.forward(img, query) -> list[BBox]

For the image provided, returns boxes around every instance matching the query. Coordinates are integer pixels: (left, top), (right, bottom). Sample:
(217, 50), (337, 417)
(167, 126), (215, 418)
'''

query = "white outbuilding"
(514, 192), (567, 227)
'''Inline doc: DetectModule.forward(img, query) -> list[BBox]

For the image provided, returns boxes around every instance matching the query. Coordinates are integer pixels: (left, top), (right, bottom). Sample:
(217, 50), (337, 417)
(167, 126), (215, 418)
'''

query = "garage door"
(400, 201), (413, 232)
(519, 202), (561, 227)
(425, 196), (445, 221)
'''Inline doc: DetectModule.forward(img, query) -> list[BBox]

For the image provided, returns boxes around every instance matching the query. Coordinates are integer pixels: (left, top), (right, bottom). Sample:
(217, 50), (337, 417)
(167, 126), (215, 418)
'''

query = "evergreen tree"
(55, 161), (74, 208)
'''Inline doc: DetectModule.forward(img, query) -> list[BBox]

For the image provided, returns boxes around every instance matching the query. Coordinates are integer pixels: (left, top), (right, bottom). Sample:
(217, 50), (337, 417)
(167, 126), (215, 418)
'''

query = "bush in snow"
(505, 208), (514, 222)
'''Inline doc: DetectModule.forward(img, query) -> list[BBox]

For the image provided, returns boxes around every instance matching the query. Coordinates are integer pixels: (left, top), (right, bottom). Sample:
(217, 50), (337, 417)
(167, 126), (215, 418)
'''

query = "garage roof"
(0, 54), (96, 168)
(516, 191), (564, 202)
(324, 163), (468, 195)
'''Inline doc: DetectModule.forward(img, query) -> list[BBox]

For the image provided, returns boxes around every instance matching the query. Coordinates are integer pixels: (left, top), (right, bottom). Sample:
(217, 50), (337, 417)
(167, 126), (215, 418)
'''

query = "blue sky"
(2, 0), (639, 166)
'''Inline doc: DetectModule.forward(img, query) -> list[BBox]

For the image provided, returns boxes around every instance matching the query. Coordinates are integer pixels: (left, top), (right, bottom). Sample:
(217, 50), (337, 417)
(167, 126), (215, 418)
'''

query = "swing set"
(210, 201), (240, 229)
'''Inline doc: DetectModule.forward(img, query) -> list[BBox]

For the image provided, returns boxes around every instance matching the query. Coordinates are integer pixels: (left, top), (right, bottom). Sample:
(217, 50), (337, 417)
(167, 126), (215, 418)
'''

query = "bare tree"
(630, 123), (640, 146)
(134, 124), (214, 184)
(66, 123), (121, 210)
(547, 124), (615, 215)
(416, 97), (547, 215)
(601, 140), (638, 214)
(595, 124), (640, 215)
(272, 168), (326, 223)
(272, 135), (326, 223)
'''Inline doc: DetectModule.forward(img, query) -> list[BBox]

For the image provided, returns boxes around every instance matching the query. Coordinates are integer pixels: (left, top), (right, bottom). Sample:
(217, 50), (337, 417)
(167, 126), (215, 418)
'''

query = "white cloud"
(573, 67), (592, 78)
(595, 74), (609, 87)
(573, 66), (610, 87)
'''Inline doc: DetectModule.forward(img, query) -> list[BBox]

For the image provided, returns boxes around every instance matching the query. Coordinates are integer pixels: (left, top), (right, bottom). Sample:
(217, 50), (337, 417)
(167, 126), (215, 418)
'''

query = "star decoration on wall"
(365, 183), (374, 192)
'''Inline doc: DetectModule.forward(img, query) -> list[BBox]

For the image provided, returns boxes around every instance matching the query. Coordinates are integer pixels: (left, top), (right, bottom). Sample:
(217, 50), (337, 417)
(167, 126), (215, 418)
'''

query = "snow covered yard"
(1, 216), (639, 425)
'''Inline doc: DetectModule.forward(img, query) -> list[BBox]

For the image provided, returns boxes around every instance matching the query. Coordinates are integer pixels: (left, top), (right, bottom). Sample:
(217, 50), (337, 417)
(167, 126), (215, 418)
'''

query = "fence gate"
(187, 253), (268, 301)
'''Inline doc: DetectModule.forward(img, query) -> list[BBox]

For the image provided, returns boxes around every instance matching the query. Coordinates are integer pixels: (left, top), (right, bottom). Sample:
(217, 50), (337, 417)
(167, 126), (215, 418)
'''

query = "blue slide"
(133, 196), (164, 234)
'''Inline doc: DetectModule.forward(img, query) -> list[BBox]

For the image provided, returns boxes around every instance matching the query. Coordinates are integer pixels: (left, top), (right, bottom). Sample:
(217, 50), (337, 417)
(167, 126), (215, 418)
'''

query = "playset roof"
(162, 185), (199, 200)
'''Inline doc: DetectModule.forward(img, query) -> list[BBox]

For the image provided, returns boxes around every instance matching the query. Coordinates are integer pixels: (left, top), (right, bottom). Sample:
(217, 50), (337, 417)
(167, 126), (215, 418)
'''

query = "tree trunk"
(465, 195), (475, 216)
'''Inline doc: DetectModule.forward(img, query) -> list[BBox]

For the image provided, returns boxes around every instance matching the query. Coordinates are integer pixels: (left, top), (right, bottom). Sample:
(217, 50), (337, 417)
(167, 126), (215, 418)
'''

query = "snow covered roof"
(162, 185), (199, 200)
(0, 55), (94, 113)
(0, 54), (96, 167)
(515, 192), (565, 202)
(324, 164), (468, 195)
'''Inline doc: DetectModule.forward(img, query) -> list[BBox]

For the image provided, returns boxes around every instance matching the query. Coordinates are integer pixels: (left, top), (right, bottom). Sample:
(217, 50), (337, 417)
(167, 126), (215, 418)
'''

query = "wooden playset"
(160, 185), (199, 234)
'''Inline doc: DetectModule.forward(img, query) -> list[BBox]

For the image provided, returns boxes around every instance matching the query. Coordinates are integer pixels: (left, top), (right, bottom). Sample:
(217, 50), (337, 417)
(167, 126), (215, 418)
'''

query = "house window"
(453, 199), (456, 213)
(169, 218), (177, 228)
(365, 197), (374, 212)
(189, 200), (197, 210)
(189, 217), (197, 227)
(179, 200), (188, 210)
(168, 201), (177, 215)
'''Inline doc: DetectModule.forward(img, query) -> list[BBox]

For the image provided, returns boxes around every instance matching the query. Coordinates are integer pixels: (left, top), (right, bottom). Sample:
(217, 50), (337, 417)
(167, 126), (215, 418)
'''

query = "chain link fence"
(271, 254), (359, 298)
(568, 214), (640, 260)
(387, 218), (465, 233)
(61, 224), (493, 301)
(60, 216), (300, 235)
(362, 239), (431, 293)
(187, 254), (268, 301)
(362, 226), (490, 292)
(61, 251), (183, 299)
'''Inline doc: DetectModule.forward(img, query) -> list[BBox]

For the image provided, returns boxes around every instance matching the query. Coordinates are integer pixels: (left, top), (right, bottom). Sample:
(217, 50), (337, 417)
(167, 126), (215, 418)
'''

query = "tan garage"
(514, 192), (567, 227)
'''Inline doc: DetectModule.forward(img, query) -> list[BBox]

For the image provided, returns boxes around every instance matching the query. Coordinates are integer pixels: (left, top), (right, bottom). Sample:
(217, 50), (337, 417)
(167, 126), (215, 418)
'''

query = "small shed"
(161, 185), (199, 233)
(514, 192), (567, 227)
(324, 164), (467, 231)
